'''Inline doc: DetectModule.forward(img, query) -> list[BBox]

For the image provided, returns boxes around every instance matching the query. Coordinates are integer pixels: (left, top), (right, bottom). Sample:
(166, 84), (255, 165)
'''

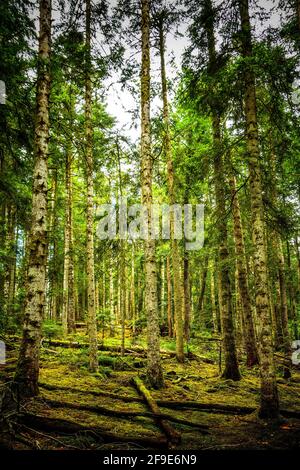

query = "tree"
(154, 4), (185, 362)
(85, 0), (98, 372)
(140, 0), (163, 388)
(229, 174), (259, 367)
(237, 0), (279, 418)
(13, 0), (51, 397)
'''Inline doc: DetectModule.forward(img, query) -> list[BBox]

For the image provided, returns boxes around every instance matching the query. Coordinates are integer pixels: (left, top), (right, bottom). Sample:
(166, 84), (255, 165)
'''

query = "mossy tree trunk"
(229, 175), (259, 367)
(14, 0), (51, 398)
(212, 116), (240, 381)
(62, 136), (76, 335)
(158, 16), (184, 362)
(141, 0), (163, 388)
(85, 0), (98, 372)
(268, 143), (291, 378)
(238, 0), (279, 418)
(166, 255), (173, 337)
(204, 0), (240, 380)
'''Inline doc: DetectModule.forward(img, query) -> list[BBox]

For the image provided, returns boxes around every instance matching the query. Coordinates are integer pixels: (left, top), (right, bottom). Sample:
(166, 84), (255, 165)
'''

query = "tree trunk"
(166, 255), (173, 337)
(158, 17), (184, 362)
(238, 0), (279, 418)
(5, 204), (17, 317)
(286, 240), (298, 340)
(49, 169), (58, 320)
(212, 115), (240, 381)
(160, 257), (165, 322)
(85, 0), (98, 371)
(268, 143), (291, 378)
(130, 244), (136, 335)
(140, 0), (163, 388)
(183, 250), (191, 341)
(109, 254), (115, 336)
(197, 255), (208, 329)
(204, 0), (240, 380)
(210, 262), (219, 334)
(229, 175), (259, 366)
(13, 0), (51, 398)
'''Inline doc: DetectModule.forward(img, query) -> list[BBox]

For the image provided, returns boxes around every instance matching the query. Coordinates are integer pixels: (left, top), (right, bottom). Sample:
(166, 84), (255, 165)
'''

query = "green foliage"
(42, 320), (63, 339)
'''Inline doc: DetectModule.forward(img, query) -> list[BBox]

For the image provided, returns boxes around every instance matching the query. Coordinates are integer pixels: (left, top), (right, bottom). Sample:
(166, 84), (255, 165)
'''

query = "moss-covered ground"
(1, 330), (300, 450)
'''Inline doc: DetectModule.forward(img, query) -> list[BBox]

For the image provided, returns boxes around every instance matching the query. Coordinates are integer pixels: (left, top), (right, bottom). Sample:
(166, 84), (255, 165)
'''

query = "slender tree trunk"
(120, 247), (125, 355)
(160, 258), (165, 322)
(109, 254), (114, 336)
(203, 1), (240, 379)
(131, 244), (136, 335)
(238, 0), (279, 418)
(268, 143), (291, 377)
(85, 0), (98, 371)
(62, 148), (76, 334)
(277, 239), (291, 377)
(0, 202), (6, 313)
(286, 240), (298, 340)
(141, 0), (163, 388)
(67, 160), (76, 333)
(166, 255), (173, 337)
(13, 0), (51, 398)
(49, 169), (58, 320)
(210, 264), (218, 334)
(197, 256), (208, 329)
(183, 251), (191, 341)
(229, 176), (259, 366)
(158, 17), (184, 362)
(62, 166), (70, 336)
(5, 204), (17, 317)
(212, 115), (240, 380)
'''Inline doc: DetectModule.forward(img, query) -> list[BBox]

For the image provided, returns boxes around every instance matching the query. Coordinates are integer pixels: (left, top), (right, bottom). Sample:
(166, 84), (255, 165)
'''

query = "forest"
(0, 0), (300, 453)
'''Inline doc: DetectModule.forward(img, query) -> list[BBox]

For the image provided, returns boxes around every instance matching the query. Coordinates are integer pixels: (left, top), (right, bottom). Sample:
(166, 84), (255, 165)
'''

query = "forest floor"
(1, 329), (300, 450)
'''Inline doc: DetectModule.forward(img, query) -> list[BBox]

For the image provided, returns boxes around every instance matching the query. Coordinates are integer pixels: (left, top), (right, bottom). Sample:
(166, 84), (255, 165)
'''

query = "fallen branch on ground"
(38, 382), (300, 420)
(7, 336), (213, 362)
(16, 413), (168, 448)
(132, 376), (181, 445)
(156, 400), (300, 420)
(38, 397), (208, 431)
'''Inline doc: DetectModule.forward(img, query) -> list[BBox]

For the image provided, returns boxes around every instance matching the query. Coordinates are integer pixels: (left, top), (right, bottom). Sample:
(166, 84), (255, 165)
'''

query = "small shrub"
(42, 320), (63, 339)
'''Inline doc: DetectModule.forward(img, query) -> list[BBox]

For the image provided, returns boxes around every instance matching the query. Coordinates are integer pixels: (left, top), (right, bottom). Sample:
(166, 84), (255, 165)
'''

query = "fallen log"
(132, 376), (181, 445)
(16, 413), (168, 448)
(39, 382), (144, 403)
(37, 382), (300, 421)
(40, 397), (208, 431)
(157, 400), (254, 415)
(40, 338), (214, 362)
(156, 400), (300, 420)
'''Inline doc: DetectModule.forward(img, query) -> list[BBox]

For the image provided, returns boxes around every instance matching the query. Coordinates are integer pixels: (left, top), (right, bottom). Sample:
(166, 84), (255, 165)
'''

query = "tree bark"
(166, 255), (173, 337)
(183, 250), (191, 341)
(85, 0), (98, 371)
(210, 262), (219, 334)
(132, 376), (181, 444)
(204, 0), (240, 380)
(212, 115), (240, 381)
(158, 16), (184, 362)
(238, 0), (279, 418)
(13, 0), (51, 398)
(229, 176), (259, 366)
(197, 255), (208, 329)
(140, 0), (163, 387)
